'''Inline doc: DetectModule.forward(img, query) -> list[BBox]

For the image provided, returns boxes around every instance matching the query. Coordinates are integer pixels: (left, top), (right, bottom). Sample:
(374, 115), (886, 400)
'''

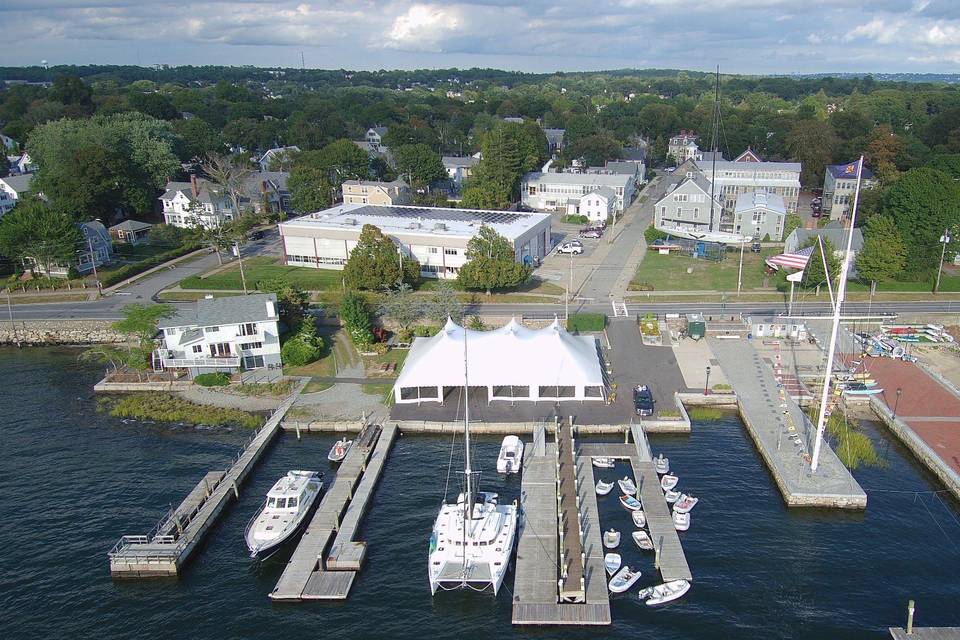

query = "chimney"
(190, 174), (199, 199)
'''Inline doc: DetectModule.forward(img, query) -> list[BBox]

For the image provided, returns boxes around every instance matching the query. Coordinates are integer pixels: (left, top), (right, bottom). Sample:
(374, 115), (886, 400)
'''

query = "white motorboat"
(673, 511), (690, 531)
(496, 435), (524, 474)
(640, 579), (691, 605)
(608, 566), (642, 593)
(673, 494), (699, 514)
(327, 437), (352, 462)
(244, 470), (323, 558)
(654, 454), (670, 475)
(631, 510), (646, 528)
(632, 530), (654, 551)
(619, 495), (642, 511)
(660, 474), (679, 491)
(429, 325), (518, 596)
(596, 479), (614, 496)
(592, 457), (615, 469)
(603, 528), (621, 549)
(664, 489), (681, 503)
(617, 476), (637, 496)
(604, 553), (622, 576)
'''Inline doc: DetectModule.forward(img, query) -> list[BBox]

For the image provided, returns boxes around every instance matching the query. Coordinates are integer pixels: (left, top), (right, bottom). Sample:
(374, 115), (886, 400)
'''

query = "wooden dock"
(890, 629), (960, 639)
(270, 423), (397, 601)
(108, 379), (308, 578)
(556, 422), (585, 602)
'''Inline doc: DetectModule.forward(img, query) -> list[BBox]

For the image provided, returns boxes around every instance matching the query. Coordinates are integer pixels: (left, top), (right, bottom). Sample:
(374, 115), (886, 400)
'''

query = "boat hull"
(245, 479), (323, 558)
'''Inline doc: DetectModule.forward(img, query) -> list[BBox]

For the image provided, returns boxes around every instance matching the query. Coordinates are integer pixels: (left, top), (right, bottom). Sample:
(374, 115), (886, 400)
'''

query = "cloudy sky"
(3, 0), (959, 74)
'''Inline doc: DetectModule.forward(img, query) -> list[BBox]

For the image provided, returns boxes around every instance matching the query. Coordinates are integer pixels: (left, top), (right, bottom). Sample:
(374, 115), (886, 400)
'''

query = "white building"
(732, 191), (786, 241)
(522, 171), (635, 213)
(279, 203), (552, 279)
(653, 175), (723, 236)
(30, 221), (114, 278)
(442, 155), (480, 185)
(823, 162), (877, 221)
(6, 152), (35, 175)
(580, 187), (617, 223)
(365, 126), (389, 148)
(257, 146), (300, 172)
(160, 176), (235, 228)
(699, 159), (802, 213)
(0, 173), (33, 216)
(668, 131), (699, 164)
(155, 293), (282, 378)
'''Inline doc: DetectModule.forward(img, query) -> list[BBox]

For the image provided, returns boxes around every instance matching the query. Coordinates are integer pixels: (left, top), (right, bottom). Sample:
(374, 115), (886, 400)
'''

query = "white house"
(0, 134), (17, 151)
(580, 187), (616, 223)
(668, 131), (699, 164)
(0, 173), (33, 216)
(155, 293), (282, 378)
(522, 171), (635, 213)
(6, 152), (35, 175)
(699, 159), (802, 213)
(544, 128), (565, 154)
(257, 146), (300, 172)
(365, 127), (389, 148)
(442, 155), (480, 185)
(653, 175), (724, 236)
(732, 191), (786, 241)
(160, 176), (234, 228)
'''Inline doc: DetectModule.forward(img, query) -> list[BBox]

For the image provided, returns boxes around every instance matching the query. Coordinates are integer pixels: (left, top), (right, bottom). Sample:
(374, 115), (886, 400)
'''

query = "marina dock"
(890, 629), (960, 639)
(270, 423), (398, 601)
(709, 338), (867, 509)
(556, 422), (585, 602)
(108, 379), (308, 578)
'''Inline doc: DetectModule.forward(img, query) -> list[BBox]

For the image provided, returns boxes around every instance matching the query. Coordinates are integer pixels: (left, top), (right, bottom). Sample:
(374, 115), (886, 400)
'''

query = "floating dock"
(890, 629), (960, 639)
(270, 423), (397, 601)
(556, 422), (585, 602)
(709, 338), (867, 509)
(108, 379), (308, 578)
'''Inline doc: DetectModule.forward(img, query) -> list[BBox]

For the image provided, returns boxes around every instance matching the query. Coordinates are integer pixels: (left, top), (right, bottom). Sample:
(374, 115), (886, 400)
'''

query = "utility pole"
(934, 228), (951, 294)
(87, 236), (101, 294)
(736, 239), (745, 296)
(234, 242), (248, 294)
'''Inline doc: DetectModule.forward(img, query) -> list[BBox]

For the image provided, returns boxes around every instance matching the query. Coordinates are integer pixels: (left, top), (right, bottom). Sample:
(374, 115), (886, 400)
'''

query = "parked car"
(579, 227), (602, 239)
(751, 242), (762, 253)
(633, 385), (654, 417)
(557, 242), (584, 255)
(248, 229), (265, 240)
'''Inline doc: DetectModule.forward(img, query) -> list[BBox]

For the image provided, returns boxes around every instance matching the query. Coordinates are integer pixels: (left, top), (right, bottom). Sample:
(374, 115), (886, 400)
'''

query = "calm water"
(3, 348), (960, 640)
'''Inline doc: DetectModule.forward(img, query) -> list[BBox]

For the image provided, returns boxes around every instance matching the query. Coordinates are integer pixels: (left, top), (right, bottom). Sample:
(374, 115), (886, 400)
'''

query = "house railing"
(154, 350), (240, 369)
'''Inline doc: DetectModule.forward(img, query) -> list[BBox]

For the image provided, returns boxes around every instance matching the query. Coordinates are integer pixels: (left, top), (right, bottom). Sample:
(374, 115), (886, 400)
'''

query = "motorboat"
(631, 510), (646, 528)
(604, 553), (622, 576)
(592, 457), (615, 469)
(632, 530), (654, 551)
(596, 479), (614, 496)
(496, 435), (524, 474)
(664, 489), (681, 503)
(842, 383), (883, 396)
(660, 474), (679, 491)
(673, 511), (690, 531)
(639, 579), (691, 605)
(673, 494), (699, 514)
(619, 495), (642, 511)
(617, 476), (637, 496)
(603, 528), (621, 549)
(608, 566), (642, 593)
(654, 454), (670, 475)
(245, 470), (323, 558)
(327, 437), (352, 462)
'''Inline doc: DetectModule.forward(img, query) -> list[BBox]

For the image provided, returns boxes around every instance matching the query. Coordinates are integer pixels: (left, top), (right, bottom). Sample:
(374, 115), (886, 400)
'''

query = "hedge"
(100, 243), (201, 287)
(194, 372), (231, 386)
(566, 313), (606, 332)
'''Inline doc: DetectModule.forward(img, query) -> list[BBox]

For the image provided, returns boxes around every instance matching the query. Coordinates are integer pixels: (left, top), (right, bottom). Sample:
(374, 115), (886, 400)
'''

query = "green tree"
(110, 303), (175, 370)
(856, 215), (906, 283)
(568, 133), (623, 166)
(378, 282), (421, 329)
(456, 225), (532, 293)
(800, 235), (840, 289)
(783, 213), (803, 241)
(424, 281), (463, 323)
(785, 119), (838, 186)
(343, 224), (417, 290)
(339, 290), (374, 345)
(49, 75), (92, 108)
(257, 278), (310, 327)
(289, 161), (334, 212)
(394, 143), (446, 188)
(0, 200), (80, 276)
(884, 167), (960, 273)
(318, 139), (370, 187)
(281, 320), (324, 366)
(173, 118), (224, 161)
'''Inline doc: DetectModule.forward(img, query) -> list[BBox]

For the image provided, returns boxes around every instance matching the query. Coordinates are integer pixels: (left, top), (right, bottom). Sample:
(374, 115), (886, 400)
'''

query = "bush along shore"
(101, 393), (264, 429)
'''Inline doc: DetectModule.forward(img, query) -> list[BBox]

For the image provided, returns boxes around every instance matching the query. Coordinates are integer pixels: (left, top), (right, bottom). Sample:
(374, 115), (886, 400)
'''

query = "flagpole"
(810, 155), (864, 473)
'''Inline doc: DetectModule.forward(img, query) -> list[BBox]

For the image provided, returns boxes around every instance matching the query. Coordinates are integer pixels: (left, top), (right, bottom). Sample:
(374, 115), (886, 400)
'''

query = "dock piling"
(907, 600), (915, 635)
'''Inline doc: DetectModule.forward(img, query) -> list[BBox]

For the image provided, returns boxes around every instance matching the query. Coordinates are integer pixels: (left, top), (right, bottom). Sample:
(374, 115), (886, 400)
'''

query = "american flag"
(766, 245), (815, 271)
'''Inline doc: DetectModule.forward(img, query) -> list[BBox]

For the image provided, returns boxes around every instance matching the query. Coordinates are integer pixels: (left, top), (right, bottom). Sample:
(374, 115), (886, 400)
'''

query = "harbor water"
(3, 347), (960, 639)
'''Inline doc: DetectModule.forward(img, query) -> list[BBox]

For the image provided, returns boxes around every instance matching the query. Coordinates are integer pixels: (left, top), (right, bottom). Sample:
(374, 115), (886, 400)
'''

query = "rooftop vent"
(433, 223), (447, 231)
(344, 218), (357, 225)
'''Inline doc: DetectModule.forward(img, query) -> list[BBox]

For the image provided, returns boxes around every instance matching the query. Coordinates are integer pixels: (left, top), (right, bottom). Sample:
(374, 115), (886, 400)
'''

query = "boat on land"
(327, 438), (352, 462)
(608, 566), (642, 593)
(592, 457), (615, 469)
(673, 494), (699, 514)
(842, 383), (883, 396)
(664, 489), (681, 503)
(603, 529), (621, 549)
(639, 579), (691, 605)
(618, 476), (637, 496)
(620, 495), (642, 511)
(496, 435), (523, 474)
(673, 511), (690, 531)
(604, 553), (622, 576)
(631, 510), (646, 528)
(632, 530), (654, 551)
(654, 454), (670, 475)
(245, 470), (323, 558)
(660, 474), (679, 491)
(596, 479), (614, 496)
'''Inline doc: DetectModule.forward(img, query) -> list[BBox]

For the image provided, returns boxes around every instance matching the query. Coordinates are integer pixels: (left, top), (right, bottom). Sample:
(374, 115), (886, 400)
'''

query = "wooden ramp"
(630, 457), (692, 582)
(556, 422), (585, 602)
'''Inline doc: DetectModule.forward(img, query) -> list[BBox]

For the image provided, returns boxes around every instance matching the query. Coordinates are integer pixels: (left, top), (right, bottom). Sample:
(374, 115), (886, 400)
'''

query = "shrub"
(194, 372), (230, 387)
(562, 214), (589, 225)
(102, 393), (262, 428)
(413, 324), (440, 337)
(629, 281), (655, 291)
(396, 327), (414, 344)
(566, 313), (606, 332)
(644, 225), (669, 244)
(100, 242), (200, 287)
(281, 321), (324, 366)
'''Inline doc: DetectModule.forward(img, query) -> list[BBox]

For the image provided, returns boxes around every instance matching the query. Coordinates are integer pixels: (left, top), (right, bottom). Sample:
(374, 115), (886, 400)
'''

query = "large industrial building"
(278, 203), (552, 279)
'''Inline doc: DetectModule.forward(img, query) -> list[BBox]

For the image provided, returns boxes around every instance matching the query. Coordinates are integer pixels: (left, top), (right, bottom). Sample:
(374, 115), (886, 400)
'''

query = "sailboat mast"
(708, 65), (720, 233)
(462, 324), (473, 514)
(810, 155), (865, 473)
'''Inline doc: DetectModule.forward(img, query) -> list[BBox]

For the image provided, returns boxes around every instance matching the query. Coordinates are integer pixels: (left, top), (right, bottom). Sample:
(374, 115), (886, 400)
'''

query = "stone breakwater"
(0, 320), (128, 345)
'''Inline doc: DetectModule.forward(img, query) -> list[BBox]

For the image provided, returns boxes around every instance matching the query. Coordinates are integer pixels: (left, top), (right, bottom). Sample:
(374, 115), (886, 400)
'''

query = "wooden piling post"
(907, 599), (915, 635)
(232, 481), (239, 499)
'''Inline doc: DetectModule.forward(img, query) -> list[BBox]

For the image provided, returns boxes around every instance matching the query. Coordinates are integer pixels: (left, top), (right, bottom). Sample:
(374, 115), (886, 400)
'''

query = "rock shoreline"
(0, 320), (127, 345)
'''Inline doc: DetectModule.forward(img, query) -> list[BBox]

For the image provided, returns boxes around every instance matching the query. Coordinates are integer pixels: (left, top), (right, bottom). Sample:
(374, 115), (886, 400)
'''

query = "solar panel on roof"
(359, 205), (524, 225)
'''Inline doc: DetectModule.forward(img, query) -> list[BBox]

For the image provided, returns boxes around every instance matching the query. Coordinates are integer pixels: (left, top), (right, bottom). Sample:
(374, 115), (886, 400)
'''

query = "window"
(239, 322), (257, 336)
(192, 345), (203, 354)
(243, 355), (265, 369)
(204, 326), (220, 333)
(444, 248), (457, 256)
(240, 341), (263, 351)
(428, 247), (438, 254)
(275, 498), (287, 508)
(288, 497), (298, 508)
(166, 328), (178, 336)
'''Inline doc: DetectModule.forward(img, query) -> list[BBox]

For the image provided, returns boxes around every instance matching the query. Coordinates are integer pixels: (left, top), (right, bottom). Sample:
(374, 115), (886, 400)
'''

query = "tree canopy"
(856, 215), (906, 283)
(343, 224), (419, 290)
(456, 225), (532, 293)
(0, 199), (80, 276)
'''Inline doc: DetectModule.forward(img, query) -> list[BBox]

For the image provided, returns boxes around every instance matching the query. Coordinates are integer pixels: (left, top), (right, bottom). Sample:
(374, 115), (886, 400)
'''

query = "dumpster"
(686, 313), (706, 340)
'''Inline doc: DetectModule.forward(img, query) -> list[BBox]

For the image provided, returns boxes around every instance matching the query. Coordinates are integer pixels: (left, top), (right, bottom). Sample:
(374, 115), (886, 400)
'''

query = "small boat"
(608, 566), (642, 593)
(664, 489), (681, 503)
(327, 437), (352, 462)
(619, 494), (642, 511)
(632, 530), (654, 551)
(660, 474), (679, 491)
(842, 383), (883, 396)
(604, 553), (622, 576)
(640, 579), (691, 605)
(617, 476), (637, 496)
(592, 457), (615, 469)
(496, 435), (524, 474)
(673, 511), (690, 531)
(654, 453), (670, 475)
(596, 479), (614, 496)
(245, 470), (323, 558)
(603, 528), (621, 549)
(631, 510), (646, 528)
(673, 494), (699, 514)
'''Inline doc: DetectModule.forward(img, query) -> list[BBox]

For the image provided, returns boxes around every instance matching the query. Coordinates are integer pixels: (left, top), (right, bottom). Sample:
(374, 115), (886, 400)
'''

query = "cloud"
(385, 4), (464, 52)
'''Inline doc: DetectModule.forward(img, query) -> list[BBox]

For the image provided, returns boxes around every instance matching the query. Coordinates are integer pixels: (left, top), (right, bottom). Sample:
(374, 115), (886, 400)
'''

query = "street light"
(893, 387), (903, 420)
(935, 229), (952, 294)
(704, 366), (712, 396)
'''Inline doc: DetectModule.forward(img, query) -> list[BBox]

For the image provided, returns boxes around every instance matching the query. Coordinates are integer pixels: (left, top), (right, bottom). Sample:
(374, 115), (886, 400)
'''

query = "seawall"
(0, 320), (127, 346)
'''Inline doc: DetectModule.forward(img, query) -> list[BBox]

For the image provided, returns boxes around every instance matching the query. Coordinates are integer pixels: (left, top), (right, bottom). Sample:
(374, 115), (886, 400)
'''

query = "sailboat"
(428, 324), (519, 596)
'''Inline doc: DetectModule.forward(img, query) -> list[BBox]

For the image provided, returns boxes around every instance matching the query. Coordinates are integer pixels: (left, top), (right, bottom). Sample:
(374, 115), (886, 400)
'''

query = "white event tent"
(393, 317), (606, 404)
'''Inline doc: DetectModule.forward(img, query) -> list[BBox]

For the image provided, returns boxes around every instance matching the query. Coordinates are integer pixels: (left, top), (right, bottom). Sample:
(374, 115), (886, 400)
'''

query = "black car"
(633, 385), (654, 416)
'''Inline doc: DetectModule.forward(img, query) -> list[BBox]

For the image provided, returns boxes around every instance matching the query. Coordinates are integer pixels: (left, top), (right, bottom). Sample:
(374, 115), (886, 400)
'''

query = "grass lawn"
(157, 291), (245, 301)
(362, 348), (409, 377)
(9, 293), (91, 304)
(361, 383), (395, 406)
(630, 248), (780, 292)
(113, 244), (178, 261)
(416, 276), (564, 297)
(285, 338), (337, 393)
(180, 257), (344, 291)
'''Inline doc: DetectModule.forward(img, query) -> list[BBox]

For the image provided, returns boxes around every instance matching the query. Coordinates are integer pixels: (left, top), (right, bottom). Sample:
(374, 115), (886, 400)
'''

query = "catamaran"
(428, 327), (519, 596)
